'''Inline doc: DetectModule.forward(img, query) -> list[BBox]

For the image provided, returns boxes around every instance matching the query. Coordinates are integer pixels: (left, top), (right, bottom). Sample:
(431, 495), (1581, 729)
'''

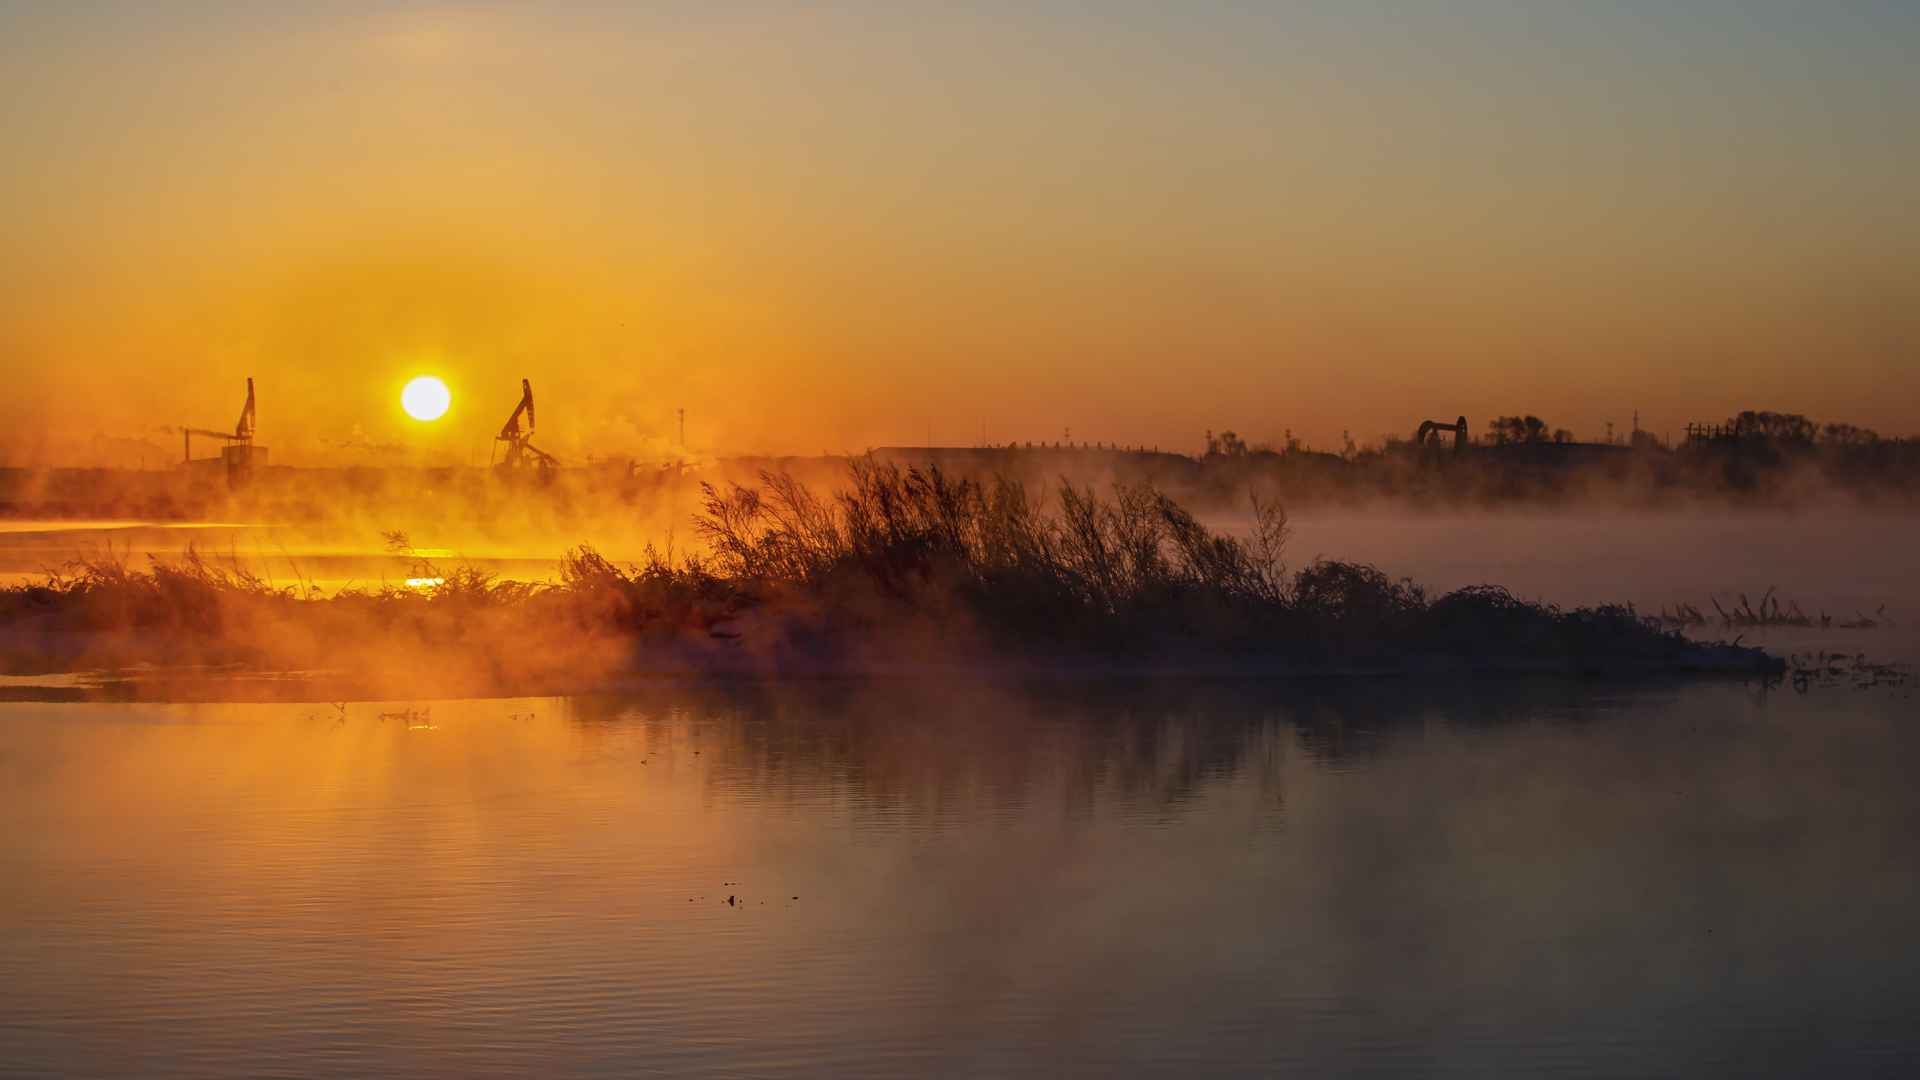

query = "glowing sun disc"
(402, 376), (451, 421)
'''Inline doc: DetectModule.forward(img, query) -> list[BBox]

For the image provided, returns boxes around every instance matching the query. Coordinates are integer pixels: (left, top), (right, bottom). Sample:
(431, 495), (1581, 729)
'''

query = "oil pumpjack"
(492, 378), (558, 477)
(1412, 416), (1469, 454)
(182, 377), (266, 485)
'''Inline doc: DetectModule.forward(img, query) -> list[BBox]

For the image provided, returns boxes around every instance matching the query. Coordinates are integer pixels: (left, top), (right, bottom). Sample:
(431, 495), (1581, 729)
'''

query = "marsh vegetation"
(0, 461), (1782, 690)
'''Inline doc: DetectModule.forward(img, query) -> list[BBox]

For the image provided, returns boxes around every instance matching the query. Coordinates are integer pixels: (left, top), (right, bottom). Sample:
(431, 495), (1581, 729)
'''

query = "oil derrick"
(492, 378), (558, 480)
(1412, 415), (1468, 454)
(181, 377), (266, 486)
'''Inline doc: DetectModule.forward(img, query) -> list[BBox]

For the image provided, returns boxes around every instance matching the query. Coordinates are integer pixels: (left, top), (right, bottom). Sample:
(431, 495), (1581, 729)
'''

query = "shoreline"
(0, 636), (1784, 704)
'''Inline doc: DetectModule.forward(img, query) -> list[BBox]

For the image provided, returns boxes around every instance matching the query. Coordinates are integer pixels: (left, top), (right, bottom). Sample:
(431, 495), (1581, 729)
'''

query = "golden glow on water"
(0, 686), (1915, 1075)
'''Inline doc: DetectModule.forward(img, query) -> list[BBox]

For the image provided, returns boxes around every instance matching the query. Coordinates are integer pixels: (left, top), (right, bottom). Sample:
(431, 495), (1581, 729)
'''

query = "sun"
(401, 375), (451, 421)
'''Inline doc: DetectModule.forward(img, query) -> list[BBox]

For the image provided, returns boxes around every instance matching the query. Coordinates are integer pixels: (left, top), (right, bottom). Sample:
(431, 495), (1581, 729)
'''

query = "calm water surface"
(2, 677), (1916, 1077)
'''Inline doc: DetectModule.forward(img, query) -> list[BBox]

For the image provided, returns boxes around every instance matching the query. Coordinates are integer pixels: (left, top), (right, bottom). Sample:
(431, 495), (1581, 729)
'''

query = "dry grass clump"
(693, 459), (1293, 648)
(1655, 587), (1889, 631)
(687, 461), (1733, 669)
(4, 548), (308, 638)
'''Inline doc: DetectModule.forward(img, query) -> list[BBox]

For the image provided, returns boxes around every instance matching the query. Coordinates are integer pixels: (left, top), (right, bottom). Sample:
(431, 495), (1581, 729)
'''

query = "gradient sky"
(3, 1), (1915, 465)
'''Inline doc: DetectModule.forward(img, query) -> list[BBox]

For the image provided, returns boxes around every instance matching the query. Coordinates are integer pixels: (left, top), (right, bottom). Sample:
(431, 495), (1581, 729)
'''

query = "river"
(1, 507), (1916, 1075)
(1, 674), (1915, 1077)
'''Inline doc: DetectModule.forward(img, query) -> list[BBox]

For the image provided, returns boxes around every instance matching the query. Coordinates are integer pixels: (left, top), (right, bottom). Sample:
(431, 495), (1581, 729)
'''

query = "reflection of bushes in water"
(550, 678), (1715, 821)
(0, 461), (1768, 678)
(559, 681), (1299, 818)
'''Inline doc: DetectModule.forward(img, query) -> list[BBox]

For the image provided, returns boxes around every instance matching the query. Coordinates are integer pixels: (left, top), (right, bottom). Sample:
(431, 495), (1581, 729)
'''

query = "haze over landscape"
(5, 5), (1920, 1077)
(4, 2), (1916, 465)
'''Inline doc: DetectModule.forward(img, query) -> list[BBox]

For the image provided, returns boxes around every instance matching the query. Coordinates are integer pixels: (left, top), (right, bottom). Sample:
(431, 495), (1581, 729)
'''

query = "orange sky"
(2, 3), (1915, 466)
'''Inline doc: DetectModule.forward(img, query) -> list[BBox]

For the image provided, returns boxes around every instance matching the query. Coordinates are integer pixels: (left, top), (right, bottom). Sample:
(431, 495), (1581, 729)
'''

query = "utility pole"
(678, 407), (685, 448)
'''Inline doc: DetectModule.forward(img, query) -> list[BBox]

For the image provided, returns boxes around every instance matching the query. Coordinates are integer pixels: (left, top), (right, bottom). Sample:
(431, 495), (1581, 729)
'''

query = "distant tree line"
(1484, 416), (1574, 446)
(1199, 406), (1911, 469)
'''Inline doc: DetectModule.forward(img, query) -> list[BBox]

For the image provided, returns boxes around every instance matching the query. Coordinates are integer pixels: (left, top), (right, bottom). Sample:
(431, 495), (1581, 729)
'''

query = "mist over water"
(9, 498), (1915, 599)
(1281, 507), (1917, 612)
(2, 678), (1915, 1077)
(7, 502), (1910, 656)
